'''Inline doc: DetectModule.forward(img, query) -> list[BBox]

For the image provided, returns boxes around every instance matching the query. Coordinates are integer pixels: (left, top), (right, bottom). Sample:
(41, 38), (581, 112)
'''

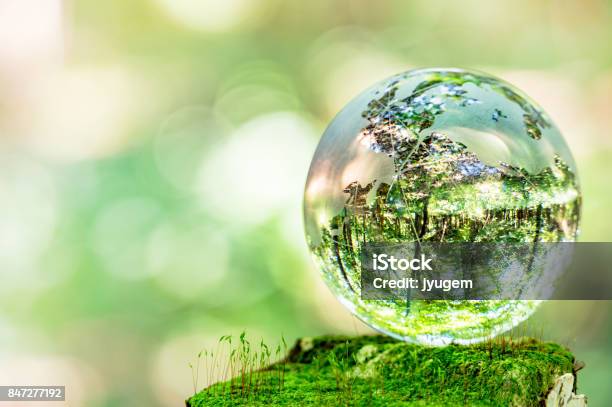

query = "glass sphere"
(304, 68), (581, 345)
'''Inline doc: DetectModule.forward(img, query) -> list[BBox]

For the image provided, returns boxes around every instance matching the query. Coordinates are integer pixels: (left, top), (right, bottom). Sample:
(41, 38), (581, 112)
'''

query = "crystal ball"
(304, 68), (581, 345)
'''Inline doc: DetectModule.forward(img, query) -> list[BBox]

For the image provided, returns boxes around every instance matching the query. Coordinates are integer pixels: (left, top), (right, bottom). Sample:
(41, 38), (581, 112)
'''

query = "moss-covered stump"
(186, 335), (586, 407)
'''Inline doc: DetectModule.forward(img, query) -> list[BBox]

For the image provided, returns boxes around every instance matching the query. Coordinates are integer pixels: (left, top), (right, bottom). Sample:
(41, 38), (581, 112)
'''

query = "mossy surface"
(186, 335), (577, 406)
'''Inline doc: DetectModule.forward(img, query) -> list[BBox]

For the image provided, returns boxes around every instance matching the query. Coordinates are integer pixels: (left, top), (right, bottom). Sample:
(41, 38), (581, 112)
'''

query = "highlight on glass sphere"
(303, 68), (581, 345)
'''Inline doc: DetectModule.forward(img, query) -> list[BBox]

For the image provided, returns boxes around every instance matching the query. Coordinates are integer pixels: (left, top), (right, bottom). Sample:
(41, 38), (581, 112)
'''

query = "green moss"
(186, 335), (577, 406)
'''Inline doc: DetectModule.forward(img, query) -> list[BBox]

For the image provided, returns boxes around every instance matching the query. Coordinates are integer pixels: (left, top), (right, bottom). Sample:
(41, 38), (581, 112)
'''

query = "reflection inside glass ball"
(304, 68), (581, 345)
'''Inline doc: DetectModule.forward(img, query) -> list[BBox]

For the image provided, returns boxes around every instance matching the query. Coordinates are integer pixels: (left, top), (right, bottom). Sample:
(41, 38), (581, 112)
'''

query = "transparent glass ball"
(304, 68), (581, 345)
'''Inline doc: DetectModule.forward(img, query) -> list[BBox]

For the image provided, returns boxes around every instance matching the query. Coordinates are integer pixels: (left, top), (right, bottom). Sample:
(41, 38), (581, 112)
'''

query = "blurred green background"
(0, 0), (610, 405)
